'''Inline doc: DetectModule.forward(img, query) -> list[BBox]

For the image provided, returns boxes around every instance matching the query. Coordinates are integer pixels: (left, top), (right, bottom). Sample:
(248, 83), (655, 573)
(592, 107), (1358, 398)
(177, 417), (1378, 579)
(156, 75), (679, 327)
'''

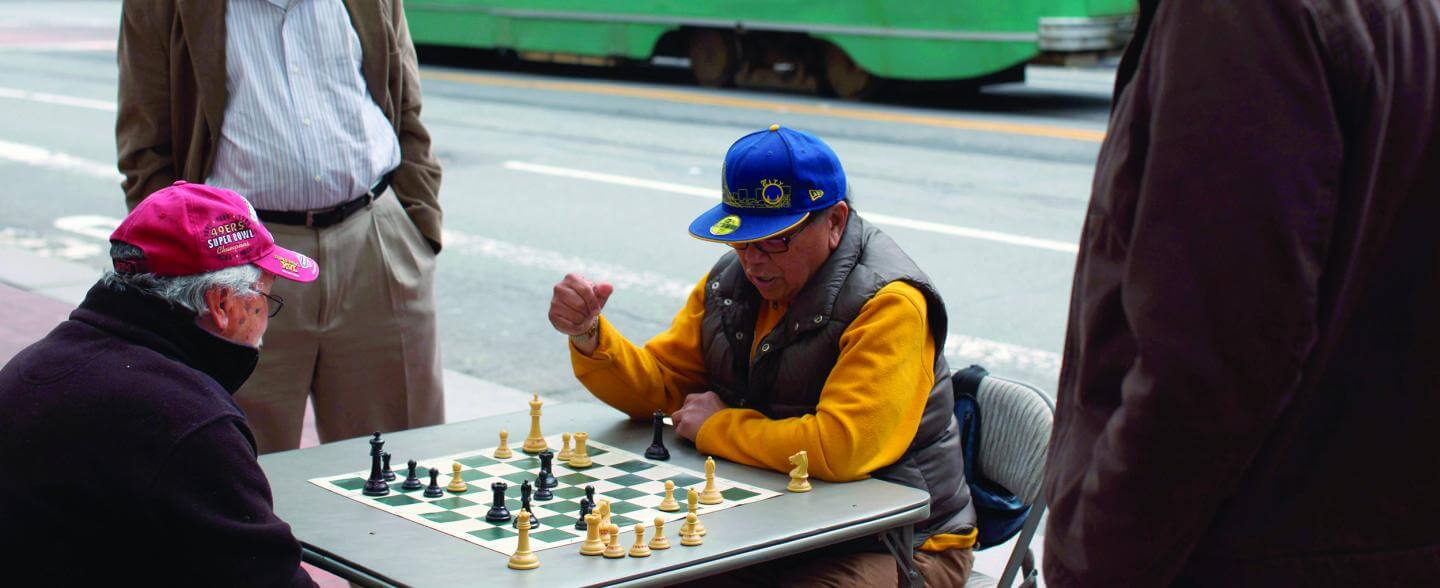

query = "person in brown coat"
(116, 0), (446, 453)
(1044, 0), (1440, 585)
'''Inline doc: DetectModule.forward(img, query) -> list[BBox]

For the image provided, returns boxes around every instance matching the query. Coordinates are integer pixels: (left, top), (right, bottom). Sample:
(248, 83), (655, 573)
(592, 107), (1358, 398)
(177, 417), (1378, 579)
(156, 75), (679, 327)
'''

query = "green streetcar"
(405, 1), (1137, 98)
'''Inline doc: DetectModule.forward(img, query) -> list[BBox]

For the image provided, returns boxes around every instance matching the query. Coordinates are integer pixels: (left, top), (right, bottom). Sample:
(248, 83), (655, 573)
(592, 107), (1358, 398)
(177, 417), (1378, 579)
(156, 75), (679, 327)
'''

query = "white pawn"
(658, 480), (680, 511)
(603, 524), (626, 558)
(648, 517), (671, 550)
(507, 509), (539, 570)
(629, 523), (652, 557)
(493, 429), (513, 459)
(687, 488), (707, 536)
(681, 513), (704, 546)
(558, 432), (573, 462)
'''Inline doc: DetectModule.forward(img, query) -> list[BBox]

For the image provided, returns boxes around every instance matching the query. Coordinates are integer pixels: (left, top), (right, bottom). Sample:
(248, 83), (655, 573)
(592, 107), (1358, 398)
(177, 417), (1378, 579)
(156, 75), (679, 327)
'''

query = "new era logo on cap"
(111, 181), (319, 283)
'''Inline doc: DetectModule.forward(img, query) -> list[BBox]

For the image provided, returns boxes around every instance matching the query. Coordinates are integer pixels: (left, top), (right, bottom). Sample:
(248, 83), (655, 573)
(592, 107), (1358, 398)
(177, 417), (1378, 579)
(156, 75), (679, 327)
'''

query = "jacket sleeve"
(145, 418), (316, 587)
(388, 0), (444, 251)
(1046, 2), (1341, 584)
(116, 0), (178, 209)
(569, 275), (712, 417)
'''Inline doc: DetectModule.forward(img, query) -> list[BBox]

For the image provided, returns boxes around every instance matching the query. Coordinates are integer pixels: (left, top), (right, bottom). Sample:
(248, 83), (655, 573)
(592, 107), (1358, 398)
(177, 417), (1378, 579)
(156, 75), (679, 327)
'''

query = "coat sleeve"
(144, 417), (316, 587)
(1045, 2), (1342, 584)
(388, 0), (444, 251)
(116, 0), (179, 209)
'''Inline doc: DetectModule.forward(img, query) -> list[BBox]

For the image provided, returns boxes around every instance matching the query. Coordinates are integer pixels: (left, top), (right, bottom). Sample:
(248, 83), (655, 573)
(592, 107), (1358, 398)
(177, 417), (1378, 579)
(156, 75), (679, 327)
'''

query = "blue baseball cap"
(689, 124), (846, 244)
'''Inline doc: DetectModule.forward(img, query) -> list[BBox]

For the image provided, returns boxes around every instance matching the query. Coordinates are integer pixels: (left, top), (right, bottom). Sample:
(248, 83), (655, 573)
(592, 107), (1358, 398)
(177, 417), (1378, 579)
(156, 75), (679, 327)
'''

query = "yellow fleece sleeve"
(694, 282), (937, 482)
(569, 274), (712, 419)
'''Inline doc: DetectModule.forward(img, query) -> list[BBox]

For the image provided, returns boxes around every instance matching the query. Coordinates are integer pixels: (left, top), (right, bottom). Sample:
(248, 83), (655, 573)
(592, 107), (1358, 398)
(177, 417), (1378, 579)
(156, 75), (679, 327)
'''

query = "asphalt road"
(0, 0), (1113, 403)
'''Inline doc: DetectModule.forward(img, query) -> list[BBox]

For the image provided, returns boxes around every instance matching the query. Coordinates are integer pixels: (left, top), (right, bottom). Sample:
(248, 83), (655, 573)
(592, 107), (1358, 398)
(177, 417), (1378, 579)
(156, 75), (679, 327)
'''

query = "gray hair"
(102, 242), (263, 315)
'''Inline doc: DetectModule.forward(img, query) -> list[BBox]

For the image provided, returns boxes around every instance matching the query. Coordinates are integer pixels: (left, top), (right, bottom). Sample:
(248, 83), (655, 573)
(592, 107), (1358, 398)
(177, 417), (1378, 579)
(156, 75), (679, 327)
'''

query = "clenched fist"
(549, 273), (614, 355)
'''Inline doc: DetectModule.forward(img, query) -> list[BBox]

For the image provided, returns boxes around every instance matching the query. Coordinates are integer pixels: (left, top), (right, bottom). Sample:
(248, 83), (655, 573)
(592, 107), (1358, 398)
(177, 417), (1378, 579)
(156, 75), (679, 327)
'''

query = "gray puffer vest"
(699, 215), (975, 546)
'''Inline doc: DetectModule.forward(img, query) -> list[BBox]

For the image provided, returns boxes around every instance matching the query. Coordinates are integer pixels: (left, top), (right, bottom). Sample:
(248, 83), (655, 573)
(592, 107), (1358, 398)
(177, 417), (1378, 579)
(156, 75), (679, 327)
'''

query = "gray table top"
(260, 402), (930, 587)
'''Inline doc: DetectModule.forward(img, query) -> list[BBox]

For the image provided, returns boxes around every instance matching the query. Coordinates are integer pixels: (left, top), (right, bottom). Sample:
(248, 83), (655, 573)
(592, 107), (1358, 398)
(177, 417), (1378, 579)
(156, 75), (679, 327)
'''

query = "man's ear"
(202, 286), (231, 331)
(828, 201), (850, 249)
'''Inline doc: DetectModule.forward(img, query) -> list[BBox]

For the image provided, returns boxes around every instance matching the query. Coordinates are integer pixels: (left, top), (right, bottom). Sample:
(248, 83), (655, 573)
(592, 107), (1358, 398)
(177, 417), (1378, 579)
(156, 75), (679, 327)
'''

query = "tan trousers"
(684, 546), (973, 588)
(237, 194), (444, 453)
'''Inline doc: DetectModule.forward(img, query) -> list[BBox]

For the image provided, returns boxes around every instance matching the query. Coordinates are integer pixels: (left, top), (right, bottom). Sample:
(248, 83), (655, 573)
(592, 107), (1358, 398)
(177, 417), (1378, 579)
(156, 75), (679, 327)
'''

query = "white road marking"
(0, 139), (121, 182)
(502, 160), (1080, 254)
(0, 41), (115, 53)
(0, 86), (116, 111)
(43, 213), (1060, 381)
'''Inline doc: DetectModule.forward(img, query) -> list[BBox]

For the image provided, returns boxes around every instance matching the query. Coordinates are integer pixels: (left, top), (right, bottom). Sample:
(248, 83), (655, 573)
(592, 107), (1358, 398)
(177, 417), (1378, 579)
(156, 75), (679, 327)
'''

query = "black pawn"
(514, 480), (538, 528)
(534, 474), (554, 501)
(645, 410), (670, 460)
(485, 482), (512, 522)
(537, 450), (558, 489)
(401, 459), (423, 491)
(574, 497), (593, 530)
(382, 452), (396, 481)
(423, 467), (444, 498)
(585, 485), (596, 508)
(363, 433), (389, 496)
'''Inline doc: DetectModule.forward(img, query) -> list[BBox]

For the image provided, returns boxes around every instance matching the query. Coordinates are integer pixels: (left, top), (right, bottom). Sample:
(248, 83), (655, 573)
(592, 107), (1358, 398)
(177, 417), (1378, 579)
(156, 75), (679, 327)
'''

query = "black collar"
(69, 282), (260, 393)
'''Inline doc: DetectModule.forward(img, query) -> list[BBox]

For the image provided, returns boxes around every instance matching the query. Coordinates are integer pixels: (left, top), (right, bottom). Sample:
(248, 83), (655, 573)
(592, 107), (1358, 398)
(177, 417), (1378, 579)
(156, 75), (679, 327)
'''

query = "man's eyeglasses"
(255, 291), (285, 318)
(730, 216), (816, 254)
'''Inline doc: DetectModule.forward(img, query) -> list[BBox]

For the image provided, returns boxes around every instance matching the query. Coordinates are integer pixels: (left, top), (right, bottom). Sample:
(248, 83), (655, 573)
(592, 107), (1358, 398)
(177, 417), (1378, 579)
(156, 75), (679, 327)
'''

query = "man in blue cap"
(548, 125), (974, 585)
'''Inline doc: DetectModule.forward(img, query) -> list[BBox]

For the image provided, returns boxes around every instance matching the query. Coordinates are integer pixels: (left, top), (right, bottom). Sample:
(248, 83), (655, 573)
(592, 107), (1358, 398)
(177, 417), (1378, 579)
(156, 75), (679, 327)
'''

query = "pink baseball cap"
(110, 181), (319, 283)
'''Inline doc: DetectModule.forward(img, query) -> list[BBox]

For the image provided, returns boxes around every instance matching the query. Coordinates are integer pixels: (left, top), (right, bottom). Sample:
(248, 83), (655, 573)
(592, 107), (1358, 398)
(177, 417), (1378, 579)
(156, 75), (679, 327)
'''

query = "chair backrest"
(974, 375), (1055, 507)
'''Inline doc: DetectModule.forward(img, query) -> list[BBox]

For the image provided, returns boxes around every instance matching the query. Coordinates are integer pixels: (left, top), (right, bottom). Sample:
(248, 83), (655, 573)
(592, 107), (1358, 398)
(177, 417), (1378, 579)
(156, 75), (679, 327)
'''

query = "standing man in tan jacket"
(116, 0), (446, 453)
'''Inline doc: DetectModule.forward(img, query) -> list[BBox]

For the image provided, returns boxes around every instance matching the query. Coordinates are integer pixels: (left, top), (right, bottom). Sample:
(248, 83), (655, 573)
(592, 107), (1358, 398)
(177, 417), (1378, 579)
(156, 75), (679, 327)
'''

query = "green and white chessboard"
(309, 435), (780, 555)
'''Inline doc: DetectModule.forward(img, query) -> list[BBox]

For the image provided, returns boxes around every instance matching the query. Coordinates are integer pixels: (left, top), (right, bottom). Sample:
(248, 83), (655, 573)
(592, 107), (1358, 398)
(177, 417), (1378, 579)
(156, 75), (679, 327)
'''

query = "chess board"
(309, 435), (781, 555)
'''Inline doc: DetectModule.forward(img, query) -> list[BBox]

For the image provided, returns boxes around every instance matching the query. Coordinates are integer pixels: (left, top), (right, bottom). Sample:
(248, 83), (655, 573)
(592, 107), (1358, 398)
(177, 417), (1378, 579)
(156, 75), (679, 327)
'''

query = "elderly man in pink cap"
(0, 182), (318, 586)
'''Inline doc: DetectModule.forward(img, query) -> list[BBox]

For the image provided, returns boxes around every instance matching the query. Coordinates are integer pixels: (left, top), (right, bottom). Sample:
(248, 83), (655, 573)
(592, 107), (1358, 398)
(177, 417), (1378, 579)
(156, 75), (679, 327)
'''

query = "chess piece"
(486, 482), (512, 522)
(534, 474), (554, 501)
(363, 433), (389, 496)
(423, 467), (444, 498)
(446, 462), (468, 493)
(507, 509), (540, 570)
(629, 523), (652, 557)
(579, 513), (605, 556)
(644, 410), (670, 460)
(574, 498), (593, 530)
(687, 488), (707, 536)
(603, 524), (625, 558)
(558, 432), (573, 462)
(537, 450), (558, 489)
(598, 499), (612, 532)
(382, 452), (396, 481)
(522, 393), (548, 454)
(568, 432), (592, 468)
(401, 459), (423, 491)
(681, 513), (704, 546)
(649, 517), (670, 550)
(788, 450), (812, 492)
(658, 480), (680, 511)
(584, 485), (596, 509)
(493, 429), (513, 459)
(699, 457), (723, 504)
(514, 481), (538, 528)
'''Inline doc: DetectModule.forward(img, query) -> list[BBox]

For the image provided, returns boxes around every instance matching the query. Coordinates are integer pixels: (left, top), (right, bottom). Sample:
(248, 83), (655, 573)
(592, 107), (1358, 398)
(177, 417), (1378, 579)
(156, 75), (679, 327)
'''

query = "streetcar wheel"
(689, 30), (737, 87)
(821, 44), (878, 100)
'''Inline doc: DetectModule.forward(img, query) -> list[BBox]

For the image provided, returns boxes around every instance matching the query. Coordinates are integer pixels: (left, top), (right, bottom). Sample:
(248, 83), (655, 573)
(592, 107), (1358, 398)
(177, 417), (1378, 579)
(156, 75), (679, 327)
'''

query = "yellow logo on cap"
(760, 179), (787, 206)
(273, 254), (299, 274)
(710, 215), (742, 236)
(809, 189), (824, 201)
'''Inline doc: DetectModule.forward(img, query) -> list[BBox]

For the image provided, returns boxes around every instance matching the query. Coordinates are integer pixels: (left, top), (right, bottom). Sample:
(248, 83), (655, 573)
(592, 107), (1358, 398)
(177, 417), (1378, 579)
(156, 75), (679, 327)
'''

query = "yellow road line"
(422, 70), (1108, 143)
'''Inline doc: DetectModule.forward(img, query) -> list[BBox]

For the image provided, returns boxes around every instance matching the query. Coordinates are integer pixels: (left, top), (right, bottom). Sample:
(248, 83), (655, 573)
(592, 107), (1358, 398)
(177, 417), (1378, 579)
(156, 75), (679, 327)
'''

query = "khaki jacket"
(116, 0), (443, 249)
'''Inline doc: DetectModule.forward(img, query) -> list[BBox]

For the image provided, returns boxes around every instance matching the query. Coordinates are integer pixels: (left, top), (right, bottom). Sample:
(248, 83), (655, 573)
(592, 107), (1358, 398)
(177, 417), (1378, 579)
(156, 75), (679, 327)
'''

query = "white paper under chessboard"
(309, 435), (780, 555)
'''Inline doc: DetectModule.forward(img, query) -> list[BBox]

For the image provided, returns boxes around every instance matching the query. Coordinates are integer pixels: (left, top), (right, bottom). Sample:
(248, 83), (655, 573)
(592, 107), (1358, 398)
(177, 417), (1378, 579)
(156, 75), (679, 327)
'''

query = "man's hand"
(549, 273), (614, 355)
(672, 391), (728, 442)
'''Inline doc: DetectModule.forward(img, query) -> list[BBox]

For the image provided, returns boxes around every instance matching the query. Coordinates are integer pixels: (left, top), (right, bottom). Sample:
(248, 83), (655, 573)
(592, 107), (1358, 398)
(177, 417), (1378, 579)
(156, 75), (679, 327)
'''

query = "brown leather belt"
(255, 176), (390, 228)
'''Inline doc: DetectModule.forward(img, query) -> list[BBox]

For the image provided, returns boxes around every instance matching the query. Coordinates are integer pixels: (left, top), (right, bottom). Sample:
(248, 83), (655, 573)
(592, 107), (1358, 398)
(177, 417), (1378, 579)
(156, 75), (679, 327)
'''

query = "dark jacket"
(701, 216), (975, 545)
(0, 283), (314, 587)
(116, 0), (444, 249)
(1044, 0), (1440, 585)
